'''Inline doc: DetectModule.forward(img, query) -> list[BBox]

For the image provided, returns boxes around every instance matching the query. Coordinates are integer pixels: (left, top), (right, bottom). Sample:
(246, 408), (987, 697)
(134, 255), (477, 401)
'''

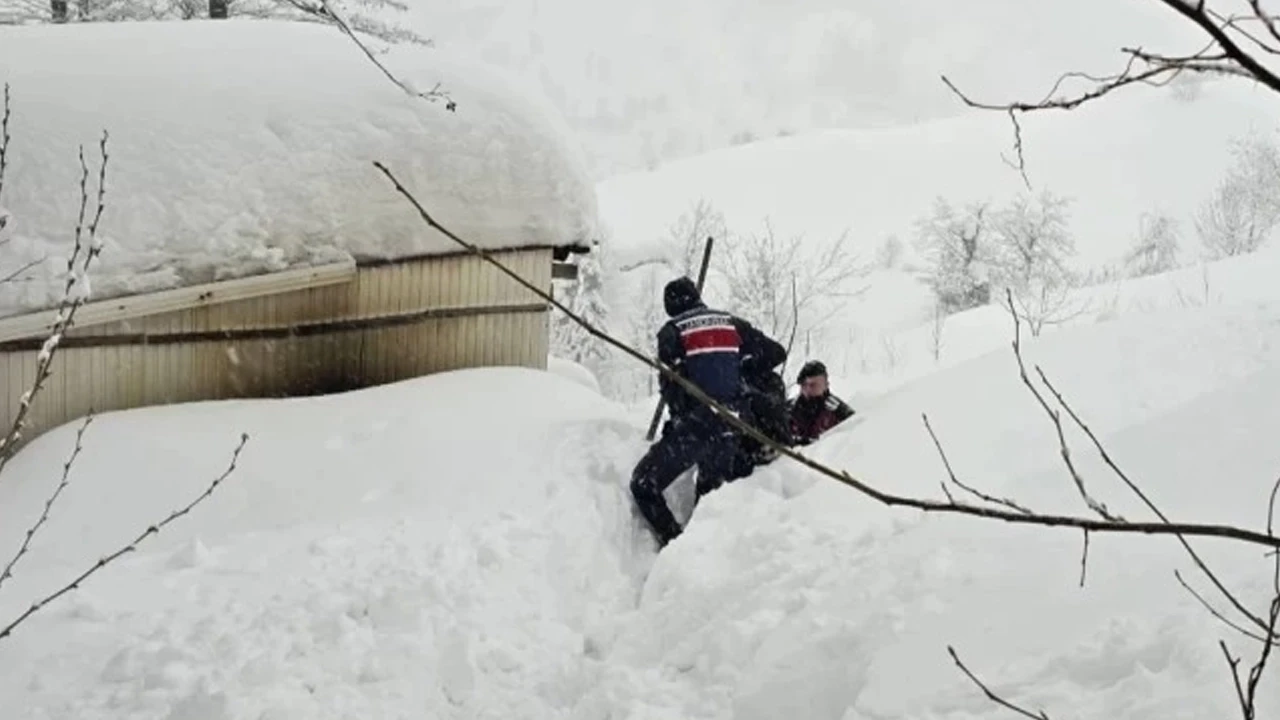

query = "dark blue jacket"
(657, 303), (779, 424)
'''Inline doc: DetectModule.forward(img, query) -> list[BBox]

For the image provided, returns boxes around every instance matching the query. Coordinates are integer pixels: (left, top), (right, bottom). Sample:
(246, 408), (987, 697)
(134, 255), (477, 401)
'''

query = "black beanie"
(663, 276), (701, 317)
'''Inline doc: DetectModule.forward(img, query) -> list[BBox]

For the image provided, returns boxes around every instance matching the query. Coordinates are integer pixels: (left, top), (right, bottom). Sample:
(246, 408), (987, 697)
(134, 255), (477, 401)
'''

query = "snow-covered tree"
(721, 218), (866, 350)
(1195, 133), (1280, 260)
(985, 189), (1082, 337)
(988, 189), (1075, 290)
(913, 197), (992, 314)
(1125, 212), (1180, 278)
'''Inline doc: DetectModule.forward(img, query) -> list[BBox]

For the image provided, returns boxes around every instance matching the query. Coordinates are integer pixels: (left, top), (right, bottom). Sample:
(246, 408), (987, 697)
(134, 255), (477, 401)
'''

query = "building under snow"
(0, 20), (598, 447)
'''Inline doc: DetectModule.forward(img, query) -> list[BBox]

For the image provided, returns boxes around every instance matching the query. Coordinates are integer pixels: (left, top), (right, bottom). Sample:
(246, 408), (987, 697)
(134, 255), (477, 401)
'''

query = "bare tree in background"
(1126, 211), (1182, 277)
(1196, 132), (1280, 259)
(721, 218), (867, 344)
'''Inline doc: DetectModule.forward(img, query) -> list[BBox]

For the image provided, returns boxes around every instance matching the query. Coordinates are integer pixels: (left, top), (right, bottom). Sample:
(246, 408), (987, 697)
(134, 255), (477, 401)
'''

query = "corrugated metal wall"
(1, 248), (553, 447)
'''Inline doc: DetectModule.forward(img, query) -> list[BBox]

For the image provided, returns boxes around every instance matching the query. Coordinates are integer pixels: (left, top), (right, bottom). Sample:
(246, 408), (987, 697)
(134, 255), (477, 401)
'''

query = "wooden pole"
(644, 235), (714, 441)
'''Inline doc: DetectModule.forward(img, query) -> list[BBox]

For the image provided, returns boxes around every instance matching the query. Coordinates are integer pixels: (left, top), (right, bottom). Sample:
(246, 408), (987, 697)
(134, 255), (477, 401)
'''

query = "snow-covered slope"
(0, 19), (598, 318)
(598, 79), (1280, 271)
(2, 268), (1278, 717)
(592, 78), (1280, 400)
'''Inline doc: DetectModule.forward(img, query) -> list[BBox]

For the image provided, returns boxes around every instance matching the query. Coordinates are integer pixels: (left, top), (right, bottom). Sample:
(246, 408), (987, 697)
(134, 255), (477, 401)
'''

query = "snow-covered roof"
(0, 19), (599, 318)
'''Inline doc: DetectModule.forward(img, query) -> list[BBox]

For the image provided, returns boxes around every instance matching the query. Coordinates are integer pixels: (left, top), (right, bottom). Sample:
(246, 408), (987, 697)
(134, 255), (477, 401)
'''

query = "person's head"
(796, 360), (829, 398)
(663, 276), (702, 317)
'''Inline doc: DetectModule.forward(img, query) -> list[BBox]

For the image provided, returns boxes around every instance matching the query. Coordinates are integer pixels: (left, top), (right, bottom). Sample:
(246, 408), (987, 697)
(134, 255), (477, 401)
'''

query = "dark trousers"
(630, 417), (738, 544)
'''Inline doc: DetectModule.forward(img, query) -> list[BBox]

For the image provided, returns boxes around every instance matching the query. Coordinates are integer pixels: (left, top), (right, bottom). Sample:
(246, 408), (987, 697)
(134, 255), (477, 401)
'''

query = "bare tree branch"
(1080, 528), (1091, 587)
(0, 82), (9, 203)
(372, 159), (1280, 551)
(0, 131), (108, 473)
(923, 412), (1035, 515)
(1005, 289), (1122, 522)
(942, 2), (1280, 181)
(0, 414), (92, 591)
(948, 646), (1052, 720)
(0, 432), (248, 641)
(1176, 569), (1275, 645)
(1021, 315), (1272, 636)
(1, 256), (42, 284)
(316, 0), (454, 111)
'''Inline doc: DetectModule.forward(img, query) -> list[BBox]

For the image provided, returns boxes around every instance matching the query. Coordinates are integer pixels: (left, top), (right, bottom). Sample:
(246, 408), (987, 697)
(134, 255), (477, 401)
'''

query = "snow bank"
(0, 19), (598, 318)
(547, 354), (603, 395)
(0, 367), (654, 718)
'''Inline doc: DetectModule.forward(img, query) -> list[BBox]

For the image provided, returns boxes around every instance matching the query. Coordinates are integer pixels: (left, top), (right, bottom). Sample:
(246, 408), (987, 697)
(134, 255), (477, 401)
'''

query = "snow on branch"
(0, 432), (249, 641)
(0, 131), (108, 475)
(940, 0), (1280, 183)
(371, 158), (1280, 552)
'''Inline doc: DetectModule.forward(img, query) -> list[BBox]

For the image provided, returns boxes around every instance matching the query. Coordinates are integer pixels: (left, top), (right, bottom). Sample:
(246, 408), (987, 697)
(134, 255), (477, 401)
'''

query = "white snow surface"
(0, 19), (598, 318)
(3, 254), (1280, 717)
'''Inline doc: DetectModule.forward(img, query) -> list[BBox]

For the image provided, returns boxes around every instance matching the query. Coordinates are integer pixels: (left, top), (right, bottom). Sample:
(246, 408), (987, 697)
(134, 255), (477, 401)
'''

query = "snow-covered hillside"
(590, 78), (1280, 400)
(2, 255), (1277, 717)
(410, 0), (1204, 176)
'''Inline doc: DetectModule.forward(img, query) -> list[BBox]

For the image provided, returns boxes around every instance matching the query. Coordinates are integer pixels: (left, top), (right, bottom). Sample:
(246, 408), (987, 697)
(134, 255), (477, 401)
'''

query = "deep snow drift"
(0, 20), (598, 318)
(2, 265), (1278, 717)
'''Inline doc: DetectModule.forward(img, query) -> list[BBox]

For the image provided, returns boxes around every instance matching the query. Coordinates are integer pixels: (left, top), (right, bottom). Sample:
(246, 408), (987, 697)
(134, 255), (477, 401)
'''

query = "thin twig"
(1080, 529), (1090, 588)
(1176, 570), (1274, 645)
(0, 414), (92, 592)
(922, 412), (1034, 515)
(316, 0), (454, 110)
(1027, 331), (1271, 636)
(1, 256), (42, 284)
(0, 131), (108, 472)
(0, 82), (10, 201)
(1006, 290), (1121, 522)
(948, 646), (1051, 720)
(0, 432), (248, 640)
(372, 159), (1280, 551)
(1223, 640), (1250, 719)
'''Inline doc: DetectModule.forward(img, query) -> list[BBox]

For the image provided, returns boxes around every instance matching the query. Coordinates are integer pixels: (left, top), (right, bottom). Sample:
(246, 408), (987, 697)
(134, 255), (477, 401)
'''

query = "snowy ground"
(2, 251), (1278, 717)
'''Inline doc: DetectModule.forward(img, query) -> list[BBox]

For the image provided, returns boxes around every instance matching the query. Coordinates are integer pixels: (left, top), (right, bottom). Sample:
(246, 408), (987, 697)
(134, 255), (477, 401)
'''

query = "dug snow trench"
(4, 295), (1280, 718)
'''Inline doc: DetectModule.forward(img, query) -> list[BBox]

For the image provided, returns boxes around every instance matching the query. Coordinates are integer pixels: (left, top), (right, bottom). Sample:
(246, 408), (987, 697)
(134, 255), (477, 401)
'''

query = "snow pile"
(3, 276), (1279, 717)
(0, 19), (598, 318)
(0, 368), (653, 718)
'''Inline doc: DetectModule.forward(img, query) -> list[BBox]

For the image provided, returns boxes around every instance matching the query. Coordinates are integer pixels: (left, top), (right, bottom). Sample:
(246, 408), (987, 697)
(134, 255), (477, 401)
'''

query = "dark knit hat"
(663, 276), (702, 317)
(796, 360), (828, 383)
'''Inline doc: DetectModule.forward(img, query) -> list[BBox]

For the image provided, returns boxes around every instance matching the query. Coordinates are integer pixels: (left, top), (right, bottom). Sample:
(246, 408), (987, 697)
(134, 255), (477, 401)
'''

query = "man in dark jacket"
(787, 360), (855, 446)
(630, 277), (779, 546)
